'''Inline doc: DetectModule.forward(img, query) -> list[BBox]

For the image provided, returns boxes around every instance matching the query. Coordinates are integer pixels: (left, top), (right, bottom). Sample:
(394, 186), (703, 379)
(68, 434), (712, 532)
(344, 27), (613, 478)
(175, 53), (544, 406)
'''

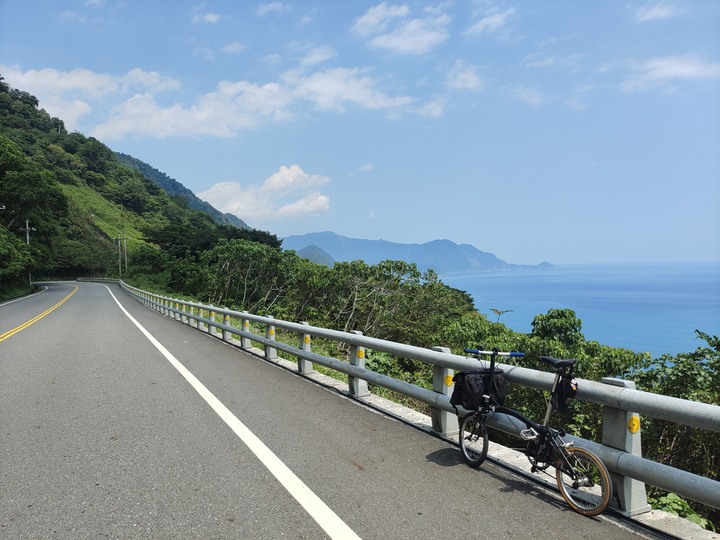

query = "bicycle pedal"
(520, 428), (539, 441)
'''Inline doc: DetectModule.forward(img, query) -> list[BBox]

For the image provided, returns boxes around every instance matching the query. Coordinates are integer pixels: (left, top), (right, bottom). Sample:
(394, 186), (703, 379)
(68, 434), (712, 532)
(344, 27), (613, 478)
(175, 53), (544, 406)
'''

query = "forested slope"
(0, 74), (269, 288)
(115, 152), (248, 229)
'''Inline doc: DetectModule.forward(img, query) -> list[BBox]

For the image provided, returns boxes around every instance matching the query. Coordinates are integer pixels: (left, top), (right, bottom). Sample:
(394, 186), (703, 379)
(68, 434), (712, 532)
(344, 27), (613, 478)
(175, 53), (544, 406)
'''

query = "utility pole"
(23, 219), (36, 245)
(21, 219), (36, 285)
(118, 233), (128, 277)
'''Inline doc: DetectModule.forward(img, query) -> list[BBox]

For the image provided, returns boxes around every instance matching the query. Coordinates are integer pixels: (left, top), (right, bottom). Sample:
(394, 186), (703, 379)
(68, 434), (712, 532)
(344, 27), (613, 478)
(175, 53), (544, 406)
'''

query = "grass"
(0, 283), (36, 302)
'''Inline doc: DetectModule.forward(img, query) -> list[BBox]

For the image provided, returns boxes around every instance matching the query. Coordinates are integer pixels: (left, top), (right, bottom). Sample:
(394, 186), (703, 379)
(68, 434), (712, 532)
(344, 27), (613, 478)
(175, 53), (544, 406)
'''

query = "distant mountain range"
(114, 154), (550, 275)
(282, 231), (553, 274)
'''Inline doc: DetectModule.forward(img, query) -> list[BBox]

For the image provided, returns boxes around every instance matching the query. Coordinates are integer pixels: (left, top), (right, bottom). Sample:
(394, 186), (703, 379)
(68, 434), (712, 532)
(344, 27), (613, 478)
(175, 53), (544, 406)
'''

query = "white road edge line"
(103, 286), (361, 540)
(0, 285), (46, 307)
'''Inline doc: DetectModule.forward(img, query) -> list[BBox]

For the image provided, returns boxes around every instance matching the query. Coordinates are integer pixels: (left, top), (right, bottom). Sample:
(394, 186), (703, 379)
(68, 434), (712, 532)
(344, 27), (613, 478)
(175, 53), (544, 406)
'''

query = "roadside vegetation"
(1, 75), (717, 530)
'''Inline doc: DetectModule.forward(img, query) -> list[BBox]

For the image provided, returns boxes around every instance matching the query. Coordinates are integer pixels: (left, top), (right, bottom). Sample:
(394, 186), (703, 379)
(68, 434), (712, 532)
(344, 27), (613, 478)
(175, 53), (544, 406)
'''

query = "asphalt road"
(0, 282), (657, 539)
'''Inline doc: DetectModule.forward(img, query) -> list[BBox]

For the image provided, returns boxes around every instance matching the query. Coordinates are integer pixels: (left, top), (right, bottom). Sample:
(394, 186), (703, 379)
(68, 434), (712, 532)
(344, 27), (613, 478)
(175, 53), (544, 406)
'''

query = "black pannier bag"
(551, 375), (578, 411)
(450, 370), (484, 411)
(483, 368), (507, 406)
(450, 368), (507, 412)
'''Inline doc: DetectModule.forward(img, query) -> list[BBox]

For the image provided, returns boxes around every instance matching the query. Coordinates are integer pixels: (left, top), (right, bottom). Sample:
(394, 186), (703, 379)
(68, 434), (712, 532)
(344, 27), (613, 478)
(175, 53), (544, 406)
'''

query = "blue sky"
(1, 1), (718, 265)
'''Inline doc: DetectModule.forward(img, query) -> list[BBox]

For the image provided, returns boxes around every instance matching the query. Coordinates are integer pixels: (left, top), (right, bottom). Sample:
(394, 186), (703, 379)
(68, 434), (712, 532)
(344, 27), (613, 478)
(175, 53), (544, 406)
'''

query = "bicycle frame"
(471, 349), (572, 468)
(460, 348), (612, 516)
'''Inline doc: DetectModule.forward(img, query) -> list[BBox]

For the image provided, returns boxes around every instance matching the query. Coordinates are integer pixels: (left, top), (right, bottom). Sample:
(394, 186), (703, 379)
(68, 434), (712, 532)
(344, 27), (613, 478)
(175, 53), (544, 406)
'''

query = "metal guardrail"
(77, 277), (119, 283)
(116, 280), (720, 515)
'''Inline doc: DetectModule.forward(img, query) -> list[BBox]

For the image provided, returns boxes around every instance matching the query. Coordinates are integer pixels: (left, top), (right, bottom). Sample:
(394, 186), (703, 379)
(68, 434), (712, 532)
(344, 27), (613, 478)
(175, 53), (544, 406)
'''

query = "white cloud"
(54, 99), (94, 130)
(197, 165), (331, 220)
(0, 65), (180, 131)
(300, 46), (336, 67)
(464, 8), (515, 36)
(276, 193), (330, 216)
(368, 14), (450, 54)
(284, 67), (414, 112)
(59, 10), (85, 23)
(222, 42), (245, 54)
(257, 3), (288, 17)
(121, 68), (181, 92)
(513, 87), (544, 106)
(447, 60), (483, 90)
(3, 56), (421, 141)
(93, 80), (293, 139)
(417, 97), (445, 117)
(194, 47), (216, 61)
(566, 97), (589, 111)
(347, 163), (375, 177)
(353, 3), (450, 55)
(621, 54), (720, 92)
(633, 2), (680, 22)
(194, 12), (221, 24)
(1, 65), (179, 98)
(352, 2), (410, 36)
(2, 65), (117, 98)
(263, 164), (330, 191)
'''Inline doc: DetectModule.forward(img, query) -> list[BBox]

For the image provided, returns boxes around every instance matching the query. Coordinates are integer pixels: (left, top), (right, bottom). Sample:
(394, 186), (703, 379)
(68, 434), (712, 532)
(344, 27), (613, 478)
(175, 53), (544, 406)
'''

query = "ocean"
(441, 263), (720, 358)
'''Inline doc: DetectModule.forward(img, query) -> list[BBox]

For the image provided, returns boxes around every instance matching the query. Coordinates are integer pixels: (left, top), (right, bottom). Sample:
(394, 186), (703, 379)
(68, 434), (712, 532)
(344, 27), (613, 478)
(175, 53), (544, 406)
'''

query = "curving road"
(0, 282), (655, 539)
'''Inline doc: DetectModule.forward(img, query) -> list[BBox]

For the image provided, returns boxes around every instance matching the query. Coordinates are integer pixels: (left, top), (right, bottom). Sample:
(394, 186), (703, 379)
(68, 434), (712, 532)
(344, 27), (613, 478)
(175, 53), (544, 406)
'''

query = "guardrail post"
(349, 331), (370, 397)
(265, 316), (277, 360)
(601, 377), (651, 516)
(200, 308), (207, 332)
(208, 310), (216, 335)
(222, 313), (232, 342)
(431, 347), (458, 436)
(240, 312), (251, 349)
(298, 322), (314, 375)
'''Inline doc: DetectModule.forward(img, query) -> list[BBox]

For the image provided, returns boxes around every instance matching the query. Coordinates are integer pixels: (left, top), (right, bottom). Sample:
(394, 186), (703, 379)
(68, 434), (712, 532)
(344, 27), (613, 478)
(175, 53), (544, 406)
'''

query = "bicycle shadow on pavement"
(425, 447), (588, 517)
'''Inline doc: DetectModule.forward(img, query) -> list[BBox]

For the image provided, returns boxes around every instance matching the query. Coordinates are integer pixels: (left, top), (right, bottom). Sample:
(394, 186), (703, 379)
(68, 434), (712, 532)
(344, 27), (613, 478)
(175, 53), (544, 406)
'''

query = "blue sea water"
(441, 263), (720, 358)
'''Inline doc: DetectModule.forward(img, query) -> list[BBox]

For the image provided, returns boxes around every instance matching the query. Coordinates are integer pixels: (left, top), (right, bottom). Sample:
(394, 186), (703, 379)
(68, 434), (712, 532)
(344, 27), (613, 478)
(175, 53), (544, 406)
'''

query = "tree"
(631, 331), (720, 530)
(531, 308), (584, 346)
(491, 308), (513, 323)
(0, 223), (31, 284)
(199, 239), (289, 313)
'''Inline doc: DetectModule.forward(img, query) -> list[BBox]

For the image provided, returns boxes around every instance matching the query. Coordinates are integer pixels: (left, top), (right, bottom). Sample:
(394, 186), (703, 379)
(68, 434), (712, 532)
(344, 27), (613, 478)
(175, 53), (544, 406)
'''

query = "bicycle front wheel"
(459, 413), (488, 468)
(555, 446), (612, 516)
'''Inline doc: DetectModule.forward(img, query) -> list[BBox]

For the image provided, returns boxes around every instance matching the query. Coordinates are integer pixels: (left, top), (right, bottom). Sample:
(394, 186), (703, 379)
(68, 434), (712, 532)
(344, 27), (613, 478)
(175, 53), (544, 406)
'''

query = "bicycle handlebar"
(464, 348), (525, 358)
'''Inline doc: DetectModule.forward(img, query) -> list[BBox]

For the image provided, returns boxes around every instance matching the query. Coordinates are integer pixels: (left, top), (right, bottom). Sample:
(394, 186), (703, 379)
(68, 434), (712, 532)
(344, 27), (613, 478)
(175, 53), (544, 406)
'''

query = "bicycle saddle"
(539, 356), (576, 369)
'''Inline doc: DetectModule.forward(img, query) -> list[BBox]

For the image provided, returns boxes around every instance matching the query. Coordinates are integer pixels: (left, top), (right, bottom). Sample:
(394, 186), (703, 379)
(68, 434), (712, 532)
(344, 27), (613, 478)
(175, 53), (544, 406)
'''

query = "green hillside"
(115, 152), (248, 229)
(0, 74), (269, 289)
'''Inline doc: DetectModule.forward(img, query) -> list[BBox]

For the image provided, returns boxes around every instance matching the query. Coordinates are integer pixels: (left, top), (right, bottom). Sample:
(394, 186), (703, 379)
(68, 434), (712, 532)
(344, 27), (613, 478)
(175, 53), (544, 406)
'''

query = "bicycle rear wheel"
(459, 413), (488, 467)
(555, 446), (612, 516)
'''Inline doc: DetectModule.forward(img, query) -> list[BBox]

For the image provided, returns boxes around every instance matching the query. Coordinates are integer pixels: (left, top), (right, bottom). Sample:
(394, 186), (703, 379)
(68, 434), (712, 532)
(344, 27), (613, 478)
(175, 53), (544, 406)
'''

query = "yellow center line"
(0, 285), (79, 343)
